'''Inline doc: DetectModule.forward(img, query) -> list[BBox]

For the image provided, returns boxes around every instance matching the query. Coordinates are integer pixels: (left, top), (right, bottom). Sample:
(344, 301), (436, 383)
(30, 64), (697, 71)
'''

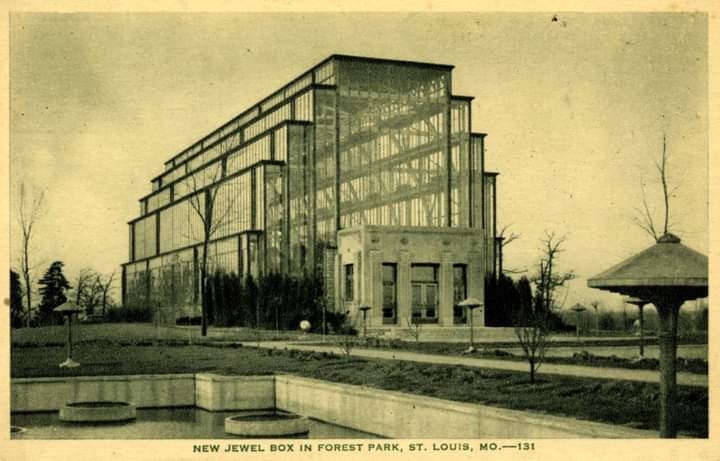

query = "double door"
(411, 282), (438, 323)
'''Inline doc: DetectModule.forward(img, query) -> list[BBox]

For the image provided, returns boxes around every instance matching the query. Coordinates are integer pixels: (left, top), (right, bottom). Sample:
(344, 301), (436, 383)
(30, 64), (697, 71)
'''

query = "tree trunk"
(201, 244), (208, 337)
(529, 358), (535, 383)
(23, 243), (31, 327)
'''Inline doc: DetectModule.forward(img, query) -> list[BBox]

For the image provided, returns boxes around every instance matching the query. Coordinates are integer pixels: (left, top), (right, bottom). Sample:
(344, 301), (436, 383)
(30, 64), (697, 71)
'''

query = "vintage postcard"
(2, 1), (717, 460)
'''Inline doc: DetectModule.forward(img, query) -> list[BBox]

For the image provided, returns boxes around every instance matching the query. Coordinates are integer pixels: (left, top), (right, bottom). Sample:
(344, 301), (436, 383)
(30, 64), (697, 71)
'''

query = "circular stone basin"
(225, 411), (310, 437)
(59, 401), (137, 423)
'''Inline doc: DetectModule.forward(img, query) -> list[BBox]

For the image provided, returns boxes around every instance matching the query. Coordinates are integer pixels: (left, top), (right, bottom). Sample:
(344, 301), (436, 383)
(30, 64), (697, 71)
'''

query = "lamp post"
(570, 304), (586, 341)
(458, 298), (482, 352)
(358, 303), (372, 338)
(54, 302), (83, 368)
(625, 297), (649, 357)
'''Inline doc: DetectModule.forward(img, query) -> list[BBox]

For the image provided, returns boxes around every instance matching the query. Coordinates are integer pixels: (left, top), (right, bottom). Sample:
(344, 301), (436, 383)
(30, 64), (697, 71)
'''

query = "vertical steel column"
(480, 135), (486, 229)
(310, 92), (318, 276)
(155, 212), (161, 256)
(121, 265), (127, 307)
(334, 89), (341, 235)
(467, 103), (473, 228)
(283, 129), (291, 273)
(250, 169), (257, 230)
(445, 75), (453, 227)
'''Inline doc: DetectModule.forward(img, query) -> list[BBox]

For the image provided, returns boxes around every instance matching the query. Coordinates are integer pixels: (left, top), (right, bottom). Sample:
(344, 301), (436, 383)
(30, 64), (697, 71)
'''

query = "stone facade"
(336, 225), (485, 329)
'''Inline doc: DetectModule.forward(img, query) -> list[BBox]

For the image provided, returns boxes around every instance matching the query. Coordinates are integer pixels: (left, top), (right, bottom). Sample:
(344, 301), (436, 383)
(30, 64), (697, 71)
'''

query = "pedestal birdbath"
(458, 298), (483, 352)
(54, 302), (83, 368)
(357, 303), (372, 338)
(570, 303), (586, 341)
(625, 297), (649, 357)
(588, 233), (707, 438)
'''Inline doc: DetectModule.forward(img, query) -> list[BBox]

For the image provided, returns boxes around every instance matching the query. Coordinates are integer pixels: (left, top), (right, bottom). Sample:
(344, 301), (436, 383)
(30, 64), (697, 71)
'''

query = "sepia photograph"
(3, 3), (716, 460)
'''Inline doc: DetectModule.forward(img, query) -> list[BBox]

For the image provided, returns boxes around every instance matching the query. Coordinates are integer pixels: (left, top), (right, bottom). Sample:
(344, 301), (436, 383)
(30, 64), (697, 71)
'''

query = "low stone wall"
(13, 373), (658, 438)
(11, 374), (195, 412)
(195, 374), (275, 411)
(275, 375), (656, 439)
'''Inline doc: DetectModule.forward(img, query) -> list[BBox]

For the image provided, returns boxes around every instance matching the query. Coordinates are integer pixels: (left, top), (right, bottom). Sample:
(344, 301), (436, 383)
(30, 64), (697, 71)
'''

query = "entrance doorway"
(411, 264), (439, 324)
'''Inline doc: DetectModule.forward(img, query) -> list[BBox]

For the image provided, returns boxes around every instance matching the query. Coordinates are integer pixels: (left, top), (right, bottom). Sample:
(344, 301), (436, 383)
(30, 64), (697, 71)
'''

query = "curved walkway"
(245, 341), (708, 388)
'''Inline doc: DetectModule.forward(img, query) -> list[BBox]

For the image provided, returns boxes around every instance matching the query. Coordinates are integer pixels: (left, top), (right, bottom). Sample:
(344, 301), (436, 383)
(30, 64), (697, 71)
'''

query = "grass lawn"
(11, 342), (707, 437)
(10, 323), (306, 346)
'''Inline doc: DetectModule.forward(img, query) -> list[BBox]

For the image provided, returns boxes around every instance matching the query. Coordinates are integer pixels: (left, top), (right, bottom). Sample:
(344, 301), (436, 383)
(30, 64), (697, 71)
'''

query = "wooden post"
(656, 300), (680, 438)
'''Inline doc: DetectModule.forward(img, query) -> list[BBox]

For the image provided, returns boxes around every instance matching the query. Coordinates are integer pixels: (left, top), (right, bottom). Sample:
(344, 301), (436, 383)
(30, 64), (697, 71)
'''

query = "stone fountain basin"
(225, 411), (310, 437)
(59, 401), (137, 423)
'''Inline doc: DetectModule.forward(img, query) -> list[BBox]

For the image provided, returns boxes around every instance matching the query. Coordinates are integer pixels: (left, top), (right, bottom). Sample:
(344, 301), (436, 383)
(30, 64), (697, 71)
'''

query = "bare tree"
(15, 182), (45, 327)
(98, 270), (116, 316)
(497, 224), (524, 275)
(498, 224), (520, 247)
(73, 268), (104, 316)
(633, 134), (675, 241)
(533, 231), (575, 313)
(186, 135), (240, 336)
(515, 231), (574, 383)
(74, 268), (96, 307)
(514, 308), (549, 383)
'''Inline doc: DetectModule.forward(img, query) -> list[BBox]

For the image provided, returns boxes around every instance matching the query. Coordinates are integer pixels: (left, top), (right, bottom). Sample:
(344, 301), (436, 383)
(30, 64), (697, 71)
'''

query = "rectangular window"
(382, 264), (397, 324)
(453, 264), (467, 324)
(344, 264), (354, 301)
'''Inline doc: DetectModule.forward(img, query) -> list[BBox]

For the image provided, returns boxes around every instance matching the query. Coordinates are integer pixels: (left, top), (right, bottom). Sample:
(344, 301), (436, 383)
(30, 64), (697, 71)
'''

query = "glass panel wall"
(133, 215), (157, 260)
(314, 88), (337, 245)
(264, 163), (284, 273)
(471, 134), (484, 228)
(483, 173), (497, 275)
(450, 99), (470, 227)
(336, 60), (450, 230)
(287, 124), (312, 274)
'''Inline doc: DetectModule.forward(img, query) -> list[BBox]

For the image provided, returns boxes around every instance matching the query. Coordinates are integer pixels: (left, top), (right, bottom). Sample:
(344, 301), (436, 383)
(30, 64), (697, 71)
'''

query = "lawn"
(11, 342), (708, 437)
(9, 322), (308, 346)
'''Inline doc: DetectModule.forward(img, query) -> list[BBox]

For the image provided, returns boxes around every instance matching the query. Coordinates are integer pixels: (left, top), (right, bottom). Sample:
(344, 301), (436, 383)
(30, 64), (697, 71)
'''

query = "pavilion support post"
(638, 304), (645, 357)
(655, 299), (681, 438)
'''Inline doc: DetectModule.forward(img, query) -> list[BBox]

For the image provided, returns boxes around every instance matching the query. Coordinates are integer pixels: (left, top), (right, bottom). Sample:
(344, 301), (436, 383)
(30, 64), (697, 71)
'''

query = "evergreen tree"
(37, 261), (71, 325)
(10, 270), (24, 328)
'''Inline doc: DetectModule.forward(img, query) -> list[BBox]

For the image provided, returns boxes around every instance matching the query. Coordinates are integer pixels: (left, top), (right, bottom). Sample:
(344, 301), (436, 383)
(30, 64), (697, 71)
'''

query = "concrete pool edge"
(12, 373), (659, 438)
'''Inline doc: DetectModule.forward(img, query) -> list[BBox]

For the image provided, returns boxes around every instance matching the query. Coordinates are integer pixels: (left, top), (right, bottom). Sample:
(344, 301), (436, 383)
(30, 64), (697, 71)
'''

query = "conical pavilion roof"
(587, 233), (708, 299)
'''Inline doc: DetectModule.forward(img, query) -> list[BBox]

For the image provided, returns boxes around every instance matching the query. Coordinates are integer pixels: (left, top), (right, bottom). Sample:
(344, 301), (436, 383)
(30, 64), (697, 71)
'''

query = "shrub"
(175, 316), (202, 326)
(106, 305), (153, 323)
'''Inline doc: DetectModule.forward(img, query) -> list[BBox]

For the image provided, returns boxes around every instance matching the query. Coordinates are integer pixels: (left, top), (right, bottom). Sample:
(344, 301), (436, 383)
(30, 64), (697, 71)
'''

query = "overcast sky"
(9, 12), (708, 309)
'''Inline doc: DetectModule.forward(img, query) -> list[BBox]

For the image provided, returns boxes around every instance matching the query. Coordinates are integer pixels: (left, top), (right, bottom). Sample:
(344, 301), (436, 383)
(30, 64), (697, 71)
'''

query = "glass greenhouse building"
(122, 55), (500, 328)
